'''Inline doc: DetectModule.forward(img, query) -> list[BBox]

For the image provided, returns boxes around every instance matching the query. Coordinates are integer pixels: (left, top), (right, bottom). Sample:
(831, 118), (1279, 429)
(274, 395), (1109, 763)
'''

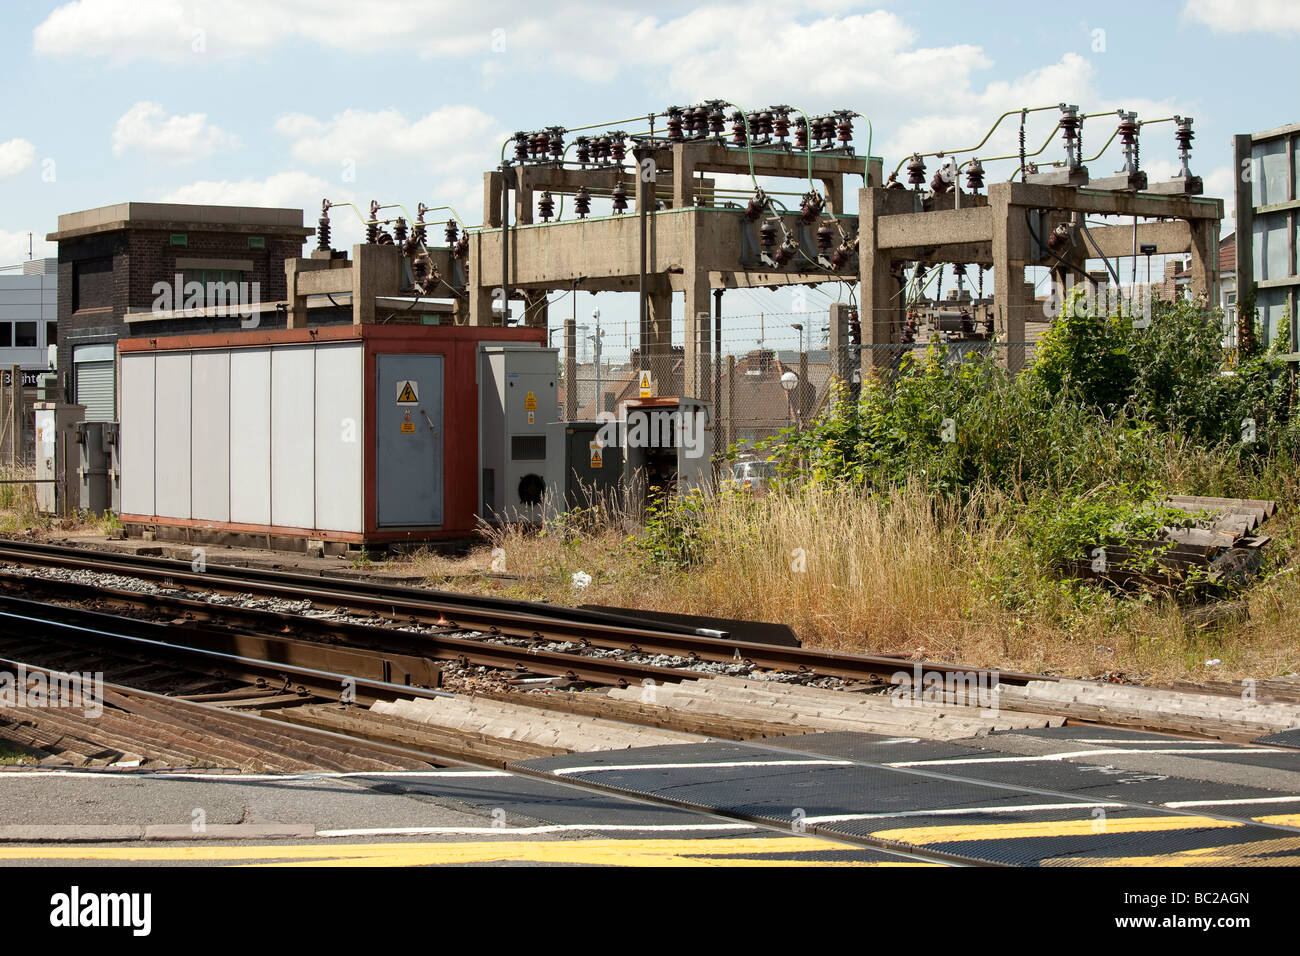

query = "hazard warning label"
(638, 370), (652, 398)
(396, 380), (419, 405)
(589, 441), (603, 469)
(524, 390), (537, 411)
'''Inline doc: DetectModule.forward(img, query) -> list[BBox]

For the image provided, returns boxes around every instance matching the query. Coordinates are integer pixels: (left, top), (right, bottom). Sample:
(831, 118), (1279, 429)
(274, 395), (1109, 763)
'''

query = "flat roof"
(47, 202), (313, 241)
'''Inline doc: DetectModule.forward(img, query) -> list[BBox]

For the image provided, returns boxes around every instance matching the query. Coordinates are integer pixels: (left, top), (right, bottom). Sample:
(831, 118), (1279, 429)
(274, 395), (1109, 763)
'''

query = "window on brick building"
(181, 268), (248, 307)
(72, 256), (113, 311)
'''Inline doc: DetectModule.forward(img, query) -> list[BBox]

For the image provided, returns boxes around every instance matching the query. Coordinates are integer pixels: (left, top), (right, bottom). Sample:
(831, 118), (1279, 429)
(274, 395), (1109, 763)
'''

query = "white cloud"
(0, 230), (55, 263)
(273, 105), (507, 174)
(160, 170), (330, 208)
(1184, 0), (1300, 35)
(112, 102), (240, 163)
(0, 139), (37, 179)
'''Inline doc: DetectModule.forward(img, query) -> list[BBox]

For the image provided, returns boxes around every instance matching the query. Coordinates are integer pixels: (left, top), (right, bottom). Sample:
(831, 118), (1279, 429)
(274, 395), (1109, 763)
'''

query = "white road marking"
(315, 823), (760, 837)
(888, 748), (1283, 767)
(552, 759), (851, 776)
(1164, 795), (1300, 809)
(802, 802), (1126, 825)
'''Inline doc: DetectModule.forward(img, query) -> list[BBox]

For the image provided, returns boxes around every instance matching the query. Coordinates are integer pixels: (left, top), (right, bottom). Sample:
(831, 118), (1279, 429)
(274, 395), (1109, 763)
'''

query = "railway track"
(0, 538), (1050, 687)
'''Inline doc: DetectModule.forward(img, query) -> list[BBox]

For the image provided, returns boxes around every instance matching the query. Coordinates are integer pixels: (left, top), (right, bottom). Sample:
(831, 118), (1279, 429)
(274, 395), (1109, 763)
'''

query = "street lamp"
(791, 322), (804, 355)
(780, 369), (799, 428)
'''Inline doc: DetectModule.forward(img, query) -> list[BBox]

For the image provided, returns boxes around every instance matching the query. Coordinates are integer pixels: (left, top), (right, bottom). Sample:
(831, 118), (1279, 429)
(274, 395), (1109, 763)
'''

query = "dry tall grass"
(405, 480), (1300, 684)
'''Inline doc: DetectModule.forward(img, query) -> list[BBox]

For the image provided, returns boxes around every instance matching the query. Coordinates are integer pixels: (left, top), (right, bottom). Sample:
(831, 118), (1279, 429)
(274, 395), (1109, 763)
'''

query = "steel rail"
(0, 540), (1054, 685)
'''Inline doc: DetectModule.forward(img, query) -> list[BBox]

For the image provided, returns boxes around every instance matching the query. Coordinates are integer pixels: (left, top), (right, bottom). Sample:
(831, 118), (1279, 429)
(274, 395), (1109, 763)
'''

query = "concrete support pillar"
(564, 318), (577, 421)
(483, 171), (503, 228)
(820, 176), (843, 215)
(672, 144), (697, 209)
(989, 184), (1029, 373)
(646, 287), (673, 391)
(828, 301), (852, 392)
(523, 290), (547, 328)
(684, 272), (712, 399)
(285, 260), (309, 329)
(857, 187), (911, 374)
(350, 243), (402, 326)
(1188, 217), (1220, 304)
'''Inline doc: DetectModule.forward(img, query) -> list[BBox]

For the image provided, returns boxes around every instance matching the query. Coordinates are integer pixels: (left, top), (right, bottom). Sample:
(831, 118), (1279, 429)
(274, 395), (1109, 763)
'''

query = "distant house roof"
(1219, 232), (1236, 275)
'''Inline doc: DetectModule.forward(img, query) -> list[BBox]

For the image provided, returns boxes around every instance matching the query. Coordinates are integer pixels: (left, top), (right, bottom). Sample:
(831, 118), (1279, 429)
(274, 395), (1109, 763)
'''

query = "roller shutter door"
(75, 360), (116, 422)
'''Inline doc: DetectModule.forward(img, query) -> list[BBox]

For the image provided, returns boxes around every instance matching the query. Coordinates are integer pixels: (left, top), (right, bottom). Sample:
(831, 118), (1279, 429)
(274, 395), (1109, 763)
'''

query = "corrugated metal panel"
(270, 346), (314, 529)
(313, 343), (362, 533)
(75, 361), (116, 423)
(119, 354), (155, 516)
(229, 348), (271, 525)
(191, 350), (230, 523)
(153, 353), (192, 519)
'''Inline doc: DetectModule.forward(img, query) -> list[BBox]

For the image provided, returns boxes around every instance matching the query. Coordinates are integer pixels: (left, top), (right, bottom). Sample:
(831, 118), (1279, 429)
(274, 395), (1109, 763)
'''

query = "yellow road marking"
(871, 815), (1241, 846)
(1042, 836), (1300, 867)
(1255, 813), (1300, 827)
(0, 837), (930, 867)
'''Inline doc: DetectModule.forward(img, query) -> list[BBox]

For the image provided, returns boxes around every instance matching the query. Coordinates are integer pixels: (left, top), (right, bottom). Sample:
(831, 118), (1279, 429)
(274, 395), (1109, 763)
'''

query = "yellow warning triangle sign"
(396, 381), (418, 404)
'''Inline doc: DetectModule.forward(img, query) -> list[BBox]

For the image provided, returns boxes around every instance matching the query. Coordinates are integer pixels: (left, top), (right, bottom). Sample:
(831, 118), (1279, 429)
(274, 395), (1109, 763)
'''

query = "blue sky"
(2, 0), (1296, 355)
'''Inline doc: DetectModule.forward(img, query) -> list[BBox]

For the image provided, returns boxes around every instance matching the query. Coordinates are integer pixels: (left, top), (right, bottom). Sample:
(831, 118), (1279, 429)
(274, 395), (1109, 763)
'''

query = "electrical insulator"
(707, 101), (726, 137)
(547, 127), (565, 161)
(965, 159), (985, 193)
(317, 200), (331, 251)
(393, 217), (407, 243)
(769, 110), (790, 143)
(612, 180), (629, 214)
(744, 192), (764, 221)
(816, 116), (834, 147)
(1059, 104), (1080, 167)
(799, 191), (823, 225)
(1047, 223), (1070, 255)
(538, 191), (555, 222)
(402, 233), (420, 257)
(691, 105), (709, 137)
(1116, 111), (1139, 173)
(929, 169), (952, 196)
(366, 222), (378, 244)
(531, 131), (548, 159)
(760, 218), (778, 251)
(454, 233), (469, 260)
(412, 258), (430, 286)
(375, 229), (393, 245)
(513, 132), (530, 162)
(666, 107), (684, 141)
(730, 111), (747, 145)
(906, 154), (926, 189)
(773, 241), (795, 267)
(794, 117), (808, 150)
(885, 171), (904, 189)
(576, 136), (591, 166)
(831, 242), (852, 272)
(848, 308), (861, 345)
(1174, 115), (1195, 179)
(759, 111), (774, 140)
(748, 112), (762, 143)
(836, 112), (853, 148)
(414, 204), (428, 244)
(816, 221), (834, 252)
(444, 220), (458, 246)
(574, 186), (591, 219)
(610, 133), (626, 163)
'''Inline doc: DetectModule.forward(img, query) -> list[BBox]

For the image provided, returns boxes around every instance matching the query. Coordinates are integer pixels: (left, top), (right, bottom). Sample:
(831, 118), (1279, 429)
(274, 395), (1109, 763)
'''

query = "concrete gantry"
(855, 181), (1223, 373)
(468, 136), (882, 400)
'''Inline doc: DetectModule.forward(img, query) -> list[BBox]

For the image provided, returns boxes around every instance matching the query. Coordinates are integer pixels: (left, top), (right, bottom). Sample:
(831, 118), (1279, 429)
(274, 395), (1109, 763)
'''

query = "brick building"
(46, 203), (312, 420)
